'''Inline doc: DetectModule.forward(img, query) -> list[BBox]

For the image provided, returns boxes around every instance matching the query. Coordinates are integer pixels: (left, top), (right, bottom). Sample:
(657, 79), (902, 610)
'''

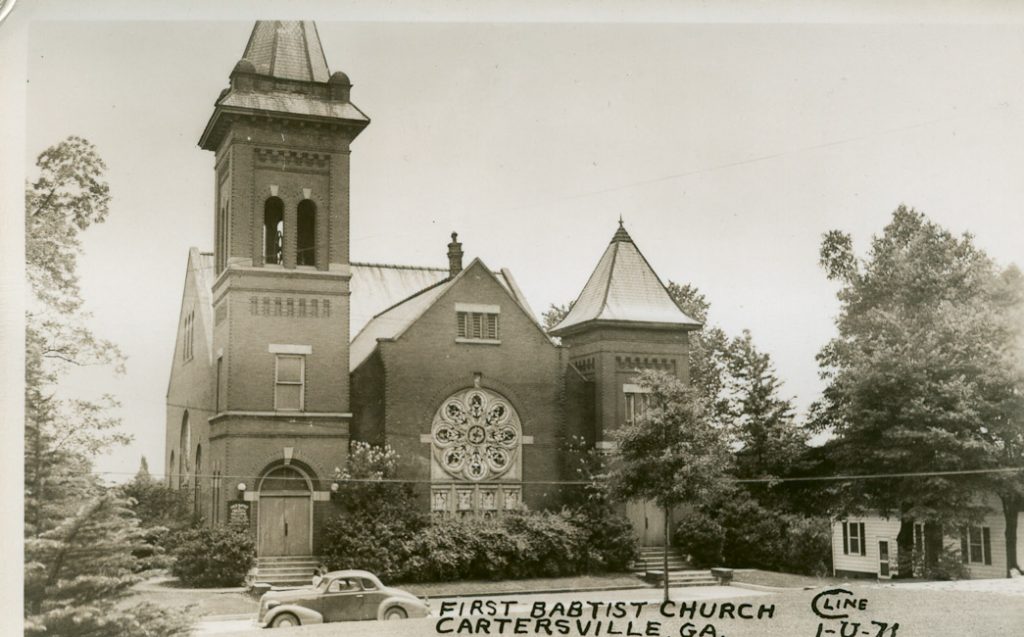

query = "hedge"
(322, 508), (637, 583)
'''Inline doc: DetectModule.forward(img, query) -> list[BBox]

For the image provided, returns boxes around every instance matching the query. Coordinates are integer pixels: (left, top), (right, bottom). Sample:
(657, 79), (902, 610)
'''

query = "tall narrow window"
(178, 412), (191, 490)
(194, 445), (202, 515)
(296, 199), (317, 266)
(263, 197), (284, 265)
(842, 521), (866, 556)
(215, 356), (223, 413)
(275, 355), (305, 411)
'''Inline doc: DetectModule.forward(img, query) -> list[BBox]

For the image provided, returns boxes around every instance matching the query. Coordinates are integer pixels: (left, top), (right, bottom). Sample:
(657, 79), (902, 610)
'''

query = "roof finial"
(611, 216), (632, 243)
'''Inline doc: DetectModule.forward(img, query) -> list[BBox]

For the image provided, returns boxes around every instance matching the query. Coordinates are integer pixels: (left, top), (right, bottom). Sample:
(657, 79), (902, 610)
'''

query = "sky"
(17, 10), (1024, 482)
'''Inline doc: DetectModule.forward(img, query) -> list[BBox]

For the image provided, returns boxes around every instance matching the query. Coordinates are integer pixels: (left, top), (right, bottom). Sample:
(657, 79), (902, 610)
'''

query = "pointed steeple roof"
(549, 221), (701, 336)
(199, 20), (370, 151)
(242, 21), (331, 83)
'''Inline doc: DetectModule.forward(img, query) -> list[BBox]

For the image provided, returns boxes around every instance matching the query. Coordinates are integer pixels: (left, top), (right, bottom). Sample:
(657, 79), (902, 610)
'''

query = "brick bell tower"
(198, 21), (369, 557)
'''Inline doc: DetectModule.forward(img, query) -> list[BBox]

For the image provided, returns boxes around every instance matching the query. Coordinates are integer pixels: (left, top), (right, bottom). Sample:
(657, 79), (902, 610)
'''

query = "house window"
(455, 303), (500, 342)
(623, 383), (651, 425)
(961, 526), (992, 565)
(842, 521), (866, 556)
(296, 200), (316, 266)
(274, 354), (304, 411)
(263, 197), (284, 265)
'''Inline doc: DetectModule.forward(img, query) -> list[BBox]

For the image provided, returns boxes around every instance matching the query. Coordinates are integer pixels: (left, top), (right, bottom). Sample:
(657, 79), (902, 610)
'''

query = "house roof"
(549, 221), (701, 335)
(243, 21), (331, 83)
(349, 259), (541, 371)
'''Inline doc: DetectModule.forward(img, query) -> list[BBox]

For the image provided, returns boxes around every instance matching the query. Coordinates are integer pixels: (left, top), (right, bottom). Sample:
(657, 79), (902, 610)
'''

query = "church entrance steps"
(631, 547), (716, 586)
(255, 556), (319, 587)
(630, 546), (690, 573)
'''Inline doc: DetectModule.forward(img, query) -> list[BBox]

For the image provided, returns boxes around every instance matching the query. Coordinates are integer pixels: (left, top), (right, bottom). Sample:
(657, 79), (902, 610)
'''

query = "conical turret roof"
(242, 21), (331, 82)
(549, 221), (701, 336)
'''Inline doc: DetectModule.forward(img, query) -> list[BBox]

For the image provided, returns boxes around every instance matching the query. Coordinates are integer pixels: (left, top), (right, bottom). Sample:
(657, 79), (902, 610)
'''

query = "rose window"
(431, 388), (521, 481)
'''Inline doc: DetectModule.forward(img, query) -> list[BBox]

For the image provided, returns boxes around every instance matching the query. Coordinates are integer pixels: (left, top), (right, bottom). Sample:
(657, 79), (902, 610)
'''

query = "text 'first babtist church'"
(166, 21), (701, 562)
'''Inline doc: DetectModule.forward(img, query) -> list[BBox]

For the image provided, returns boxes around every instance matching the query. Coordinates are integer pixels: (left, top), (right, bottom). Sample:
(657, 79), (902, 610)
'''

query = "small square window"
(456, 310), (500, 343)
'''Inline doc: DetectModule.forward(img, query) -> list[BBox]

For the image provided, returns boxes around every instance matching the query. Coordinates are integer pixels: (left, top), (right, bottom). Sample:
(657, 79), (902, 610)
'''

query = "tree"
(24, 494), (192, 636)
(666, 283), (808, 490)
(664, 282), (733, 431)
(607, 370), (731, 600)
(25, 136), (127, 537)
(725, 330), (808, 481)
(24, 137), (192, 633)
(814, 206), (1024, 575)
(542, 301), (573, 331)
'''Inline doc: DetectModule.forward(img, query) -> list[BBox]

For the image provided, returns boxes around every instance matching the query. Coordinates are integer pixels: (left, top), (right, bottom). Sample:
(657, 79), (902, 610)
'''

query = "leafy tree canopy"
(814, 206), (1024, 524)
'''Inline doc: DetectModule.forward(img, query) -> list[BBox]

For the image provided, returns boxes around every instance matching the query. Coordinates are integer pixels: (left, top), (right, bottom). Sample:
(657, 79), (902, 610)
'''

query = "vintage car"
(257, 570), (430, 628)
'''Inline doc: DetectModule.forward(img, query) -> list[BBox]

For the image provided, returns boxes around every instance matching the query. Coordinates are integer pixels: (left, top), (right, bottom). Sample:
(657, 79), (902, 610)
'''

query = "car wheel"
(384, 606), (408, 620)
(270, 612), (300, 628)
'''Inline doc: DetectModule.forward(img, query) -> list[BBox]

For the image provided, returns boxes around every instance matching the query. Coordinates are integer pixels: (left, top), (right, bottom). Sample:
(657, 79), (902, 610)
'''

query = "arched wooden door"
(258, 466), (313, 557)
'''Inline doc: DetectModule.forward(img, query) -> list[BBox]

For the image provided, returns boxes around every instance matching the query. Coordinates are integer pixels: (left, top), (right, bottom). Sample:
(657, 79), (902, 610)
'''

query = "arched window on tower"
(263, 197), (284, 265)
(296, 200), (317, 266)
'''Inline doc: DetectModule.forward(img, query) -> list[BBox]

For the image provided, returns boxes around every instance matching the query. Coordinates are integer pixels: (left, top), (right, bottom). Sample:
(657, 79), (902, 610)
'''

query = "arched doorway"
(258, 464), (313, 557)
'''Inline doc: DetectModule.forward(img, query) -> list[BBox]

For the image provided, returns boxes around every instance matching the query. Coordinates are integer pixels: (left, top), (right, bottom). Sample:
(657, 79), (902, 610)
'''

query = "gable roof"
(349, 259), (544, 371)
(550, 221), (701, 335)
(350, 262), (449, 340)
(166, 249), (216, 396)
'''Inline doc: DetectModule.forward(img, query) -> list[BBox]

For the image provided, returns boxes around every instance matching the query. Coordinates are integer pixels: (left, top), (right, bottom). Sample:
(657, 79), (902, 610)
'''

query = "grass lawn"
(732, 569), (846, 589)
(125, 578), (258, 617)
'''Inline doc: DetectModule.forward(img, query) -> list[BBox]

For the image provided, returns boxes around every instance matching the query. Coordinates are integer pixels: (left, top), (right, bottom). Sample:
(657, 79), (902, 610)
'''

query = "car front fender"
(263, 604), (324, 627)
(376, 596), (430, 620)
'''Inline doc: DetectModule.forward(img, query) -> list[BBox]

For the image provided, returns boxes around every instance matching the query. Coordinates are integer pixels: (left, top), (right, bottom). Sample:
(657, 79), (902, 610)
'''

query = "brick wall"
(373, 261), (565, 512)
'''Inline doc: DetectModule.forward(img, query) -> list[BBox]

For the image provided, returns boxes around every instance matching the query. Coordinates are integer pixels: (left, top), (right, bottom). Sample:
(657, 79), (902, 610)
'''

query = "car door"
(320, 577), (365, 622)
(357, 577), (389, 620)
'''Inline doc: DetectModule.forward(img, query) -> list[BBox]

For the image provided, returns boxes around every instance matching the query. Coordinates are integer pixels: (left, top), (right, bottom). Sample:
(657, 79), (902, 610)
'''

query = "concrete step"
(257, 557), (319, 565)
(643, 569), (718, 587)
(632, 558), (688, 566)
(255, 555), (320, 586)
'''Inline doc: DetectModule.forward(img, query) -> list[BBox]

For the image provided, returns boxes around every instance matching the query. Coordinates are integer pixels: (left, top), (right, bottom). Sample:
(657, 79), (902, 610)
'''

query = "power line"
(102, 466), (1024, 485)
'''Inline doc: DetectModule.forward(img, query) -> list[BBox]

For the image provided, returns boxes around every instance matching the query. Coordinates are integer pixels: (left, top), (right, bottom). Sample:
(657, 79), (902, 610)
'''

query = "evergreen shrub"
(169, 526), (256, 587)
(672, 511), (725, 568)
(673, 491), (832, 576)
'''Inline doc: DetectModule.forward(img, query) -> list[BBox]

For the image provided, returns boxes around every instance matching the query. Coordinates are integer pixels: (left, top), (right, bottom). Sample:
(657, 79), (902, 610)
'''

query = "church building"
(165, 21), (701, 562)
